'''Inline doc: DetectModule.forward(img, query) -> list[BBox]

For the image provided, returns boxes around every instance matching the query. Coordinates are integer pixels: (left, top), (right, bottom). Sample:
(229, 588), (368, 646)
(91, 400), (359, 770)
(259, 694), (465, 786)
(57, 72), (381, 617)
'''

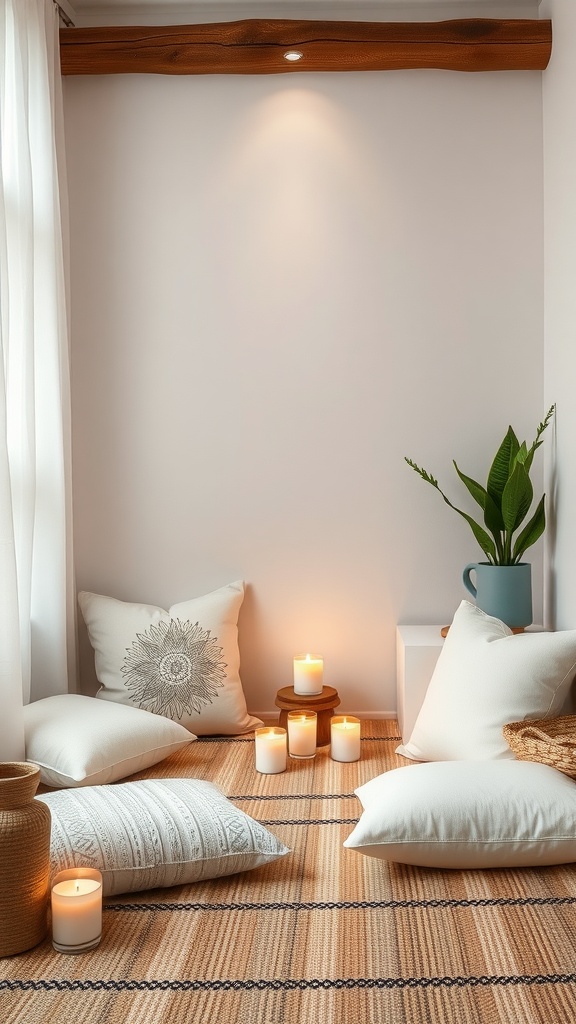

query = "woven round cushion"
(503, 716), (576, 778)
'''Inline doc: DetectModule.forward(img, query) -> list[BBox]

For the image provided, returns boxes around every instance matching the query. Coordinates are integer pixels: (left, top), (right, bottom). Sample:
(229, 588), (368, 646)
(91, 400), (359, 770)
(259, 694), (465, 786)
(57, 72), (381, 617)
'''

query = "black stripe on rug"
(104, 895), (576, 913)
(231, 793), (357, 801)
(259, 818), (359, 825)
(362, 736), (402, 742)
(194, 737), (255, 743)
(194, 736), (401, 743)
(3, 974), (576, 992)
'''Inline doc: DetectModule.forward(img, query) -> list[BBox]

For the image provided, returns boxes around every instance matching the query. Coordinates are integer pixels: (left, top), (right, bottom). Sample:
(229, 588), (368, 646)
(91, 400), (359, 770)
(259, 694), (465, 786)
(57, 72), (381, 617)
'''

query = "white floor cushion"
(344, 760), (576, 869)
(25, 694), (194, 788)
(397, 601), (576, 762)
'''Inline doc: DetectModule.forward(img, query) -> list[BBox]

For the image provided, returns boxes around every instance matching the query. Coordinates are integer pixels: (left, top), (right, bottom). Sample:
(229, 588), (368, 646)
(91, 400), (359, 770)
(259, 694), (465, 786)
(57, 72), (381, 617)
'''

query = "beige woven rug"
(2, 719), (576, 1023)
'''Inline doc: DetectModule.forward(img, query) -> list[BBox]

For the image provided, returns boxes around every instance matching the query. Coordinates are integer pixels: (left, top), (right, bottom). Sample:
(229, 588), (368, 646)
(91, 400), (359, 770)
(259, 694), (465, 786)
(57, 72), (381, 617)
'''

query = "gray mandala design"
(121, 618), (226, 719)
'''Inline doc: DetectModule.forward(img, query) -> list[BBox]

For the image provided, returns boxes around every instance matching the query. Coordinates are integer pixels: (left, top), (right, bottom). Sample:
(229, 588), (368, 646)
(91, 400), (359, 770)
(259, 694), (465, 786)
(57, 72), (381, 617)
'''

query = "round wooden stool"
(275, 686), (341, 747)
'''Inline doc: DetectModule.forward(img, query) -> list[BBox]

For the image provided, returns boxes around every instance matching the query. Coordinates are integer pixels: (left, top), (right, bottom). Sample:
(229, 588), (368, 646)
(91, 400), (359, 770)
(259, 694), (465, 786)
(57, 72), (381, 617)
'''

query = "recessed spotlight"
(284, 50), (304, 62)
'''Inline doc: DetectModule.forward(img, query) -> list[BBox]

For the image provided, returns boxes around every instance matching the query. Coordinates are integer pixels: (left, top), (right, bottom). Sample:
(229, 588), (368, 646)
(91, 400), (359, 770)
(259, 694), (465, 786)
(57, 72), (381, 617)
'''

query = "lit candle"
(255, 727), (287, 774)
(51, 868), (103, 954)
(293, 653), (324, 695)
(330, 716), (361, 763)
(287, 711), (317, 759)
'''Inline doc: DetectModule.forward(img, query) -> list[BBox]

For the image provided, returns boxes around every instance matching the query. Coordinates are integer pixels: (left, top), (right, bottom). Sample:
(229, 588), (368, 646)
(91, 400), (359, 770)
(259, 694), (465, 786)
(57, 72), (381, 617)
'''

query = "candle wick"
(75, 881), (80, 892)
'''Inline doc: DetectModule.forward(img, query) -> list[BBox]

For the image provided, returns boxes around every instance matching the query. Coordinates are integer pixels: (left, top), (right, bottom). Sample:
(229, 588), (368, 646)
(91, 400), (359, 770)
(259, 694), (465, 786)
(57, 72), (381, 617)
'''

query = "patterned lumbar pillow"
(39, 778), (290, 896)
(79, 581), (261, 736)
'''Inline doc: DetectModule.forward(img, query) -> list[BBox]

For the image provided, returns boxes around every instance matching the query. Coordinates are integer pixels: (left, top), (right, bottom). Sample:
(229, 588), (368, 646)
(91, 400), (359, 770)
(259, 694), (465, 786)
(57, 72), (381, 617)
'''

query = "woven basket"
(0, 762), (51, 956)
(503, 716), (576, 778)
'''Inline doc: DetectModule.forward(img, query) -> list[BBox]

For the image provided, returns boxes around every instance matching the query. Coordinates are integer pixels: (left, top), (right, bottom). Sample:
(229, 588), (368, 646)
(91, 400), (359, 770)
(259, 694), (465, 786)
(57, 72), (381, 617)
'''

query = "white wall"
(70, 1), (541, 27)
(541, 0), (576, 630)
(64, 50), (545, 717)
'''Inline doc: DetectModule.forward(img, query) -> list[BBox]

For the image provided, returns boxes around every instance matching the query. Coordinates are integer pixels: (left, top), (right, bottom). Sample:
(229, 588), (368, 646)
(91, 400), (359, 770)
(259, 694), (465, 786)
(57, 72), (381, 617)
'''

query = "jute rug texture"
(2, 720), (576, 1023)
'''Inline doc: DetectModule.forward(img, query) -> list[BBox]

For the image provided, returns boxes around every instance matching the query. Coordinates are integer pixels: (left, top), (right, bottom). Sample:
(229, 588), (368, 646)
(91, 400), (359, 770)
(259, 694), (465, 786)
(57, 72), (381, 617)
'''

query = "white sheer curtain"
(0, 0), (75, 759)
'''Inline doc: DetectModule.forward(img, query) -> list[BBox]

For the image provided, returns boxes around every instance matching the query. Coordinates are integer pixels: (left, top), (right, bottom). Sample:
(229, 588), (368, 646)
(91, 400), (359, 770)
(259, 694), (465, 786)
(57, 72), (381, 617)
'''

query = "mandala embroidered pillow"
(78, 581), (261, 736)
(38, 778), (290, 896)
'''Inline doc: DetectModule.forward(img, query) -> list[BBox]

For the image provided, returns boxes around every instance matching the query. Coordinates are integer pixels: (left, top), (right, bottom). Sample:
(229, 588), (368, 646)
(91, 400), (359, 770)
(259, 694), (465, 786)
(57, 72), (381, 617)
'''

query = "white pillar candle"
(255, 727), (287, 774)
(293, 654), (324, 695)
(51, 868), (103, 954)
(287, 711), (317, 759)
(330, 716), (361, 763)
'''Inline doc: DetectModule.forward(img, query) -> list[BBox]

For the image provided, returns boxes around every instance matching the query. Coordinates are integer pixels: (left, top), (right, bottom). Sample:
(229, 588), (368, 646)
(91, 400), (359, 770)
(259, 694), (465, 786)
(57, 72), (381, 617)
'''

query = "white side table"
(396, 626), (444, 743)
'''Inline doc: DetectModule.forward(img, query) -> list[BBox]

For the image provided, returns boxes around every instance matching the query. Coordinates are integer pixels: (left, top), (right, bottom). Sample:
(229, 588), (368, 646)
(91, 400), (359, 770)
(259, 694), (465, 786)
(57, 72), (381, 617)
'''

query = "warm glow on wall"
(214, 88), (364, 261)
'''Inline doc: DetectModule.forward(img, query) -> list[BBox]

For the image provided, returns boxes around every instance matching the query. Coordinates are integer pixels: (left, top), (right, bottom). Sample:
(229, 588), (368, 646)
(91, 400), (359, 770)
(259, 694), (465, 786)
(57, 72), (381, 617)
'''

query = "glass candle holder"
(293, 654), (323, 695)
(255, 727), (287, 774)
(330, 716), (361, 763)
(287, 710), (317, 759)
(51, 867), (103, 954)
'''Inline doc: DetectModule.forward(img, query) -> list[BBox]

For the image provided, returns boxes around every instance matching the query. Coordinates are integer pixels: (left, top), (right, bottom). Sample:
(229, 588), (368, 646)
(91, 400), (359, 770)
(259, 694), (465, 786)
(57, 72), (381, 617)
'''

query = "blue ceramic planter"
(462, 562), (533, 628)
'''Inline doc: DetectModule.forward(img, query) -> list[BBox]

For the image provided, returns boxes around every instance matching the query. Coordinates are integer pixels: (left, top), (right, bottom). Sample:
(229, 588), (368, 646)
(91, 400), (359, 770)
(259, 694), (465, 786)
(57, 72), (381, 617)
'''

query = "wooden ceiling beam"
(59, 18), (552, 76)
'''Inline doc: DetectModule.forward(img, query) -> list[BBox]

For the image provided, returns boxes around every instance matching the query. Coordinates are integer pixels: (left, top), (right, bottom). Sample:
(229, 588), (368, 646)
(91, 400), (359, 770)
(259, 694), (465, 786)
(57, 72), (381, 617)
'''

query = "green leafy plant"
(405, 405), (555, 566)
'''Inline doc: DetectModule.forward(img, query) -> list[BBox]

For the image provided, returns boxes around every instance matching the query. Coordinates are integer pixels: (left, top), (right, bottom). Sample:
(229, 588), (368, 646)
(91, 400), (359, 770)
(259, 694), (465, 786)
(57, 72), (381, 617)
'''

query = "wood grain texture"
(59, 19), (552, 76)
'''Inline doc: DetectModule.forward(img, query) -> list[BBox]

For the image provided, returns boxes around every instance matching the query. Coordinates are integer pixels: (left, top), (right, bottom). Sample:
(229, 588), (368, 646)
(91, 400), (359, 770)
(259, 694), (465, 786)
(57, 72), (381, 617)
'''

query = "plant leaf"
(404, 458), (438, 488)
(452, 462), (487, 511)
(486, 426), (520, 510)
(515, 441), (528, 466)
(453, 460), (504, 548)
(501, 463), (533, 533)
(405, 458), (496, 561)
(524, 404), (555, 474)
(406, 407), (554, 566)
(523, 442), (542, 476)
(483, 491), (505, 548)
(512, 494), (546, 562)
(455, 511), (497, 562)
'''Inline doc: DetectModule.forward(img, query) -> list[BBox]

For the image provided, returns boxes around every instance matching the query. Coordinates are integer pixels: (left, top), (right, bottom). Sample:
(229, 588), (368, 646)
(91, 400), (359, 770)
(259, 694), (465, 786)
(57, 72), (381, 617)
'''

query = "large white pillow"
(344, 760), (576, 869)
(39, 778), (290, 896)
(397, 601), (576, 762)
(24, 694), (194, 788)
(79, 581), (262, 736)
